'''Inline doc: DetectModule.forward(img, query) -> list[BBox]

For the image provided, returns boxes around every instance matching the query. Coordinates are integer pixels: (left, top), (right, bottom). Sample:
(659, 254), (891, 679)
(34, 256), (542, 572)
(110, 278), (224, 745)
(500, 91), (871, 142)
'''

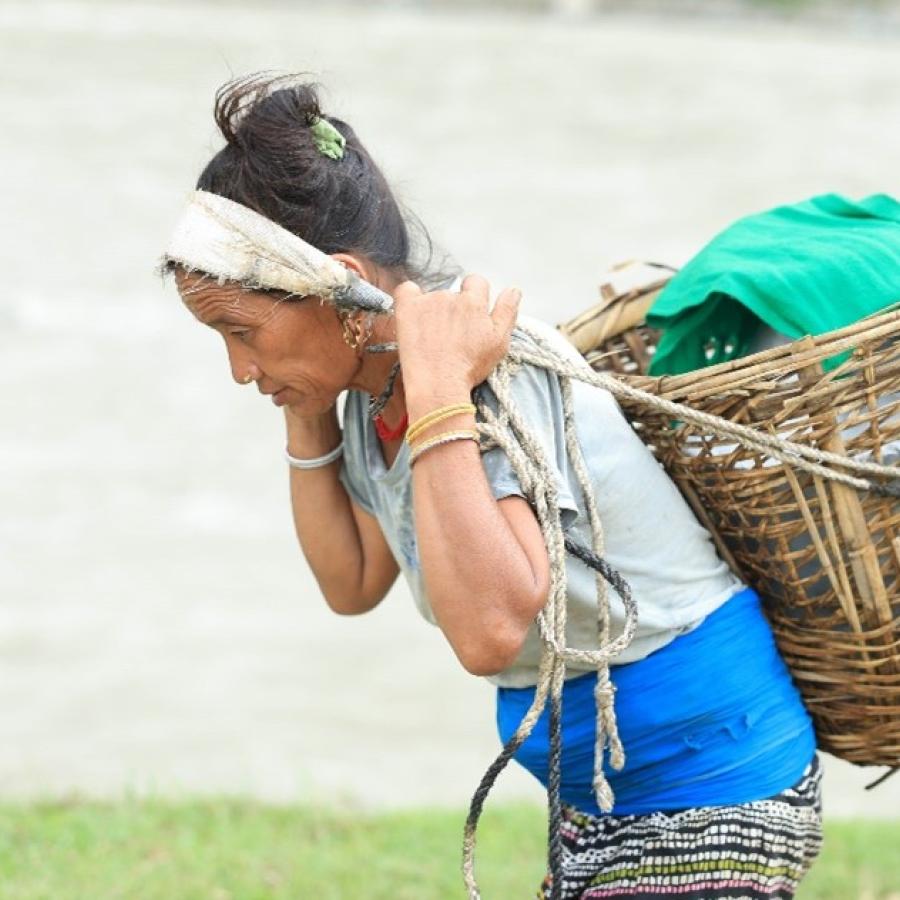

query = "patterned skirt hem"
(539, 755), (823, 900)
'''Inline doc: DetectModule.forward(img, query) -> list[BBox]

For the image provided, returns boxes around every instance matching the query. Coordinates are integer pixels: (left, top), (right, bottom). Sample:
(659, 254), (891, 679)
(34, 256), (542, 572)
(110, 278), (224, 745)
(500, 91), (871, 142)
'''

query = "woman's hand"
(283, 403), (342, 460)
(393, 275), (522, 400)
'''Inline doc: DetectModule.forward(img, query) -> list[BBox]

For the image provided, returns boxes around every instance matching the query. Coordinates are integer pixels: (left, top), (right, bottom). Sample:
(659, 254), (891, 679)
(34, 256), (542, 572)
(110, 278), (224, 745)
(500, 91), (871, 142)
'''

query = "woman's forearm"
(285, 408), (395, 613)
(407, 386), (549, 675)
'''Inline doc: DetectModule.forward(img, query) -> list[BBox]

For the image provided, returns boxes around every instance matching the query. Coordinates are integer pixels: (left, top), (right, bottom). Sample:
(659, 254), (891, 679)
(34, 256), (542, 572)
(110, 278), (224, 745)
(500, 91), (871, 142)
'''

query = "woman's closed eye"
(226, 327), (253, 342)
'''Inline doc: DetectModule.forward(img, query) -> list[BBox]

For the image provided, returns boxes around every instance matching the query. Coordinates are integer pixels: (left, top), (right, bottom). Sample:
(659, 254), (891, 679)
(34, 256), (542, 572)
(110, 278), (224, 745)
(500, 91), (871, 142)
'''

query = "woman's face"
(175, 269), (361, 416)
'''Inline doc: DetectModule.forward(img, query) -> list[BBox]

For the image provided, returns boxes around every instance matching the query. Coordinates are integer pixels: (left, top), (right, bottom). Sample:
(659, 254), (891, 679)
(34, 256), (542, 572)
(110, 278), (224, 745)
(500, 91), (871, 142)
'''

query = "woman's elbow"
(455, 579), (548, 677)
(456, 622), (530, 677)
(321, 588), (384, 616)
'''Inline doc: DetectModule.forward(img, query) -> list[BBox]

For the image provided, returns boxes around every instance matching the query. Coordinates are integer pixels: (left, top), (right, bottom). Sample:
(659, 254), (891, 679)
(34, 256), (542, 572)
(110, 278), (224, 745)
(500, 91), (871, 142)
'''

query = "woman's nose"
(224, 339), (259, 386)
(233, 361), (261, 386)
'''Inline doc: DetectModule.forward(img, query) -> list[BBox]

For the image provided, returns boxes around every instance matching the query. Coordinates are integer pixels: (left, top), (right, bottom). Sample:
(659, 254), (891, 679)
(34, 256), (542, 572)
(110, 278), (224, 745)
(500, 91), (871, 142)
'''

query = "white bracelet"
(285, 442), (344, 470)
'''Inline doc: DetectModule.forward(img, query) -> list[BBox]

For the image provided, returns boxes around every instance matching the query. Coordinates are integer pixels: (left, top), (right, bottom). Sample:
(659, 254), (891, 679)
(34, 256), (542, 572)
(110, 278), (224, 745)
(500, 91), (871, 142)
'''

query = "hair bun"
(213, 72), (323, 147)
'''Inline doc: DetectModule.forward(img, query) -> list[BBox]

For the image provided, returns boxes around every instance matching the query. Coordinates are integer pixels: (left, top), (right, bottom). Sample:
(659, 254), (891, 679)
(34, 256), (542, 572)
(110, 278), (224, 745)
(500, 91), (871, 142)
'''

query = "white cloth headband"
(161, 190), (393, 313)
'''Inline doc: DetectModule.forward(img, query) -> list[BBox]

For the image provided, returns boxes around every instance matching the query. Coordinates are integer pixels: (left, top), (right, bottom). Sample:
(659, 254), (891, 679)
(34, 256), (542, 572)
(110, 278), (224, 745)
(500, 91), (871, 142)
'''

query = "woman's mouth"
(271, 388), (289, 407)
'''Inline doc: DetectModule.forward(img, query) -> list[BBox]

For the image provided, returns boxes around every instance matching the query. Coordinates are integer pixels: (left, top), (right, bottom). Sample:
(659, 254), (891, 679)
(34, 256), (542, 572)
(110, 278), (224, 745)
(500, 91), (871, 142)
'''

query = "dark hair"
(194, 73), (454, 288)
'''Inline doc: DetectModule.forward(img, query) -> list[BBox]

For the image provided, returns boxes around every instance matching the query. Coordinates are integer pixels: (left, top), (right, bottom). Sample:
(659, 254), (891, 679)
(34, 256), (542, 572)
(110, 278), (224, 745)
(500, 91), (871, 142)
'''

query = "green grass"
(0, 800), (896, 899)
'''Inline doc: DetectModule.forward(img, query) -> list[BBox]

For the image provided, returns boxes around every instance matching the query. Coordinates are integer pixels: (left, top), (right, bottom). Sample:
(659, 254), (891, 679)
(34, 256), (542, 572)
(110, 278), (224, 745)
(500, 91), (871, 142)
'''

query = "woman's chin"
(271, 388), (290, 408)
(279, 391), (334, 416)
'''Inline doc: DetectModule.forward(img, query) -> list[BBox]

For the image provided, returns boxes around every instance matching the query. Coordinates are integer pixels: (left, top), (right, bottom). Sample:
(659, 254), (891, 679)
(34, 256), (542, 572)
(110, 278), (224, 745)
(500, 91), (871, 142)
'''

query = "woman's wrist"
(404, 377), (473, 423)
(284, 406), (342, 457)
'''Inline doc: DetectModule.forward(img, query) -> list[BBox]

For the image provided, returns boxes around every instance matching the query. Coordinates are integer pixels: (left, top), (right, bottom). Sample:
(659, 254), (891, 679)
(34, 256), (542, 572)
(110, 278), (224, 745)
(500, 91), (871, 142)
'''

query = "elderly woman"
(164, 75), (823, 899)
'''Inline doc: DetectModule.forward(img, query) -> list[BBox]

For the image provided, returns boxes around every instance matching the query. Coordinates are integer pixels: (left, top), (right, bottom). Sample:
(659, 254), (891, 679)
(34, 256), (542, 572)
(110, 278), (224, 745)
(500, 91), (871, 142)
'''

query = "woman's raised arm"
(396, 277), (551, 676)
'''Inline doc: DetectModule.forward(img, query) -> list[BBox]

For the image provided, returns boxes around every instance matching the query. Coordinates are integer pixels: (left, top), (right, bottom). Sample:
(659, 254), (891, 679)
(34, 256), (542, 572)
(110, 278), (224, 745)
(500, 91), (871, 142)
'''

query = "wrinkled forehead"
(173, 266), (301, 327)
(172, 267), (251, 317)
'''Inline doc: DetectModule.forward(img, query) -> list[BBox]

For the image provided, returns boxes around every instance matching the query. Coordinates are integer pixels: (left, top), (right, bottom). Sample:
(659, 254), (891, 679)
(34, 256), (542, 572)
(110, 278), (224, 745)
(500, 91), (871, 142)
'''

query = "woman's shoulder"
(488, 313), (617, 419)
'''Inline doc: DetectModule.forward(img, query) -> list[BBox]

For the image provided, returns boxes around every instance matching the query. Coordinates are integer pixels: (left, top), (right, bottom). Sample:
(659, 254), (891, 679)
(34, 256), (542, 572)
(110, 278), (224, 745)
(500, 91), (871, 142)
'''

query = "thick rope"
(547, 661), (565, 900)
(512, 326), (900, 496)
(560, 375), (626, 799)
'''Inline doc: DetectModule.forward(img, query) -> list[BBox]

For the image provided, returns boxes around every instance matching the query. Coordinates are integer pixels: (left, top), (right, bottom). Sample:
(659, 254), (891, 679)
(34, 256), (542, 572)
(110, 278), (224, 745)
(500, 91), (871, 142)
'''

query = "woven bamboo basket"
(560, 280), (900, 768)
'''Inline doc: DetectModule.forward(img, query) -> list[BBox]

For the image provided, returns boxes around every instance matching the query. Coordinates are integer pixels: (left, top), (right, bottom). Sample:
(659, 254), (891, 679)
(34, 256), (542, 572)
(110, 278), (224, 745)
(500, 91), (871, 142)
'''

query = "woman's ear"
(330, 252), (369, 281)
(330, 253), (404, 298)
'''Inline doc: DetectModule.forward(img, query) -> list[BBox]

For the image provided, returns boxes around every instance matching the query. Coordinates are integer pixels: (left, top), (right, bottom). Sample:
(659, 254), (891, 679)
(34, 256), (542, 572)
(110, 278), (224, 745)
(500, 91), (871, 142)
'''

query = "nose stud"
(241, 372), (254, 385)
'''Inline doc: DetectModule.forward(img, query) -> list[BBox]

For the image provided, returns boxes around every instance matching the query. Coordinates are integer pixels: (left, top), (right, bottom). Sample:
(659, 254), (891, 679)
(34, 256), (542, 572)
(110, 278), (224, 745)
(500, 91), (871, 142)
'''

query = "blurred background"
(2, 0), (899, 831)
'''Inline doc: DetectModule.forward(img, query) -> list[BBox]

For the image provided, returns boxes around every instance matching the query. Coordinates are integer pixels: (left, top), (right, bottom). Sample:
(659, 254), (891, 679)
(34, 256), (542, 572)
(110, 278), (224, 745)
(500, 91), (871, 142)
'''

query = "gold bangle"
(408, 429), (480, 465)
(405, 403), (476, 445)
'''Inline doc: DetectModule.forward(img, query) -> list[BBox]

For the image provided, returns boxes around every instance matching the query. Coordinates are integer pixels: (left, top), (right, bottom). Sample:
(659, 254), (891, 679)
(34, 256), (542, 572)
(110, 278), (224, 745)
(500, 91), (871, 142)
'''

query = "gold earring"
(340, 314), (363, 350)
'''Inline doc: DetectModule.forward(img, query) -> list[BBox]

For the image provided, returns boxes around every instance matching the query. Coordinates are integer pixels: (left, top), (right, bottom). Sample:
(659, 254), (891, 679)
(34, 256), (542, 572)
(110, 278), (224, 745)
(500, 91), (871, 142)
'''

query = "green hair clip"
(310, 117), (346, 161)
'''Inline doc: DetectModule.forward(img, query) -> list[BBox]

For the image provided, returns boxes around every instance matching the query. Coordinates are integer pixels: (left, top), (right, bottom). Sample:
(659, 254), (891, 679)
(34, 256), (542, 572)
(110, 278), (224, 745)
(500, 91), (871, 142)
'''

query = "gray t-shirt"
(339, 315), (743, 688)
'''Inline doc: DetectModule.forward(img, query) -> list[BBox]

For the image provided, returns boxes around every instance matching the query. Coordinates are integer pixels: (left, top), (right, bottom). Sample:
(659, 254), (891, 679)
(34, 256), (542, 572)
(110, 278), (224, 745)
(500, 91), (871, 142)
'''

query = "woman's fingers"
(492, 287), (523, 339)
(393, 280), (423, 305)
(460, 273), (490, 307)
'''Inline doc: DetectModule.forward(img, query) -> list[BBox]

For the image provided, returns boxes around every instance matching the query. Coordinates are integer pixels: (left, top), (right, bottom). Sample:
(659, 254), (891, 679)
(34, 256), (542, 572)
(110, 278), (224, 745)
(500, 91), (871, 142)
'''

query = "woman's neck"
(350, 312), (407, 415)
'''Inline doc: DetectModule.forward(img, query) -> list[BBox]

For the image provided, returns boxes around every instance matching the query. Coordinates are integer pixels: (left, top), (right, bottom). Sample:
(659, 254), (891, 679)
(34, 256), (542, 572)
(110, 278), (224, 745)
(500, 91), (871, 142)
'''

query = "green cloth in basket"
(647, 193), (900, 376)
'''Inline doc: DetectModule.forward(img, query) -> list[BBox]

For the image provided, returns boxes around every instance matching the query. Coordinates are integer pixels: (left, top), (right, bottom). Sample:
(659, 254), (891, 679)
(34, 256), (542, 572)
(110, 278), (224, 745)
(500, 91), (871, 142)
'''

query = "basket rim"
(626, 307), (900, 398)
